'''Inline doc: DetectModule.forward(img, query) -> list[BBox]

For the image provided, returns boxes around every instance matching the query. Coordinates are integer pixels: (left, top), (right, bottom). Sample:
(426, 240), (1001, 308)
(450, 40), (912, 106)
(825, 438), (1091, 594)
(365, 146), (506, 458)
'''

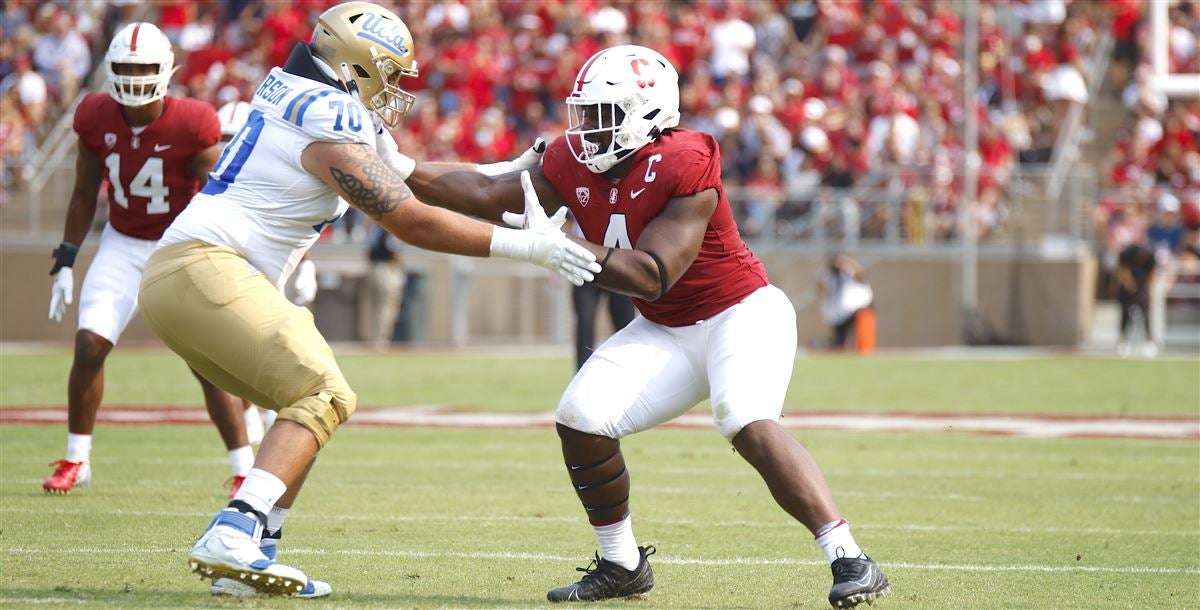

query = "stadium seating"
(1, 0), (1128, 245)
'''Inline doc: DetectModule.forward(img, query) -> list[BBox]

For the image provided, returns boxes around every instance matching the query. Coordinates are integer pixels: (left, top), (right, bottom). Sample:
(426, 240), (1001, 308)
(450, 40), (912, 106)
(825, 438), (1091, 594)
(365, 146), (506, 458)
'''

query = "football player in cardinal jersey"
(387, 45), (890, 609)
(44, 22), (255, 498)
(136, 1), (597, 597)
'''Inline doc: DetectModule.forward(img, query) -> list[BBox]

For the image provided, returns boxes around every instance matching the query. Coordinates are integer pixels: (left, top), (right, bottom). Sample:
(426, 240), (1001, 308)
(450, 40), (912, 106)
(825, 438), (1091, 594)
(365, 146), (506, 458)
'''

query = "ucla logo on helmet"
(358, 13), (409, 56)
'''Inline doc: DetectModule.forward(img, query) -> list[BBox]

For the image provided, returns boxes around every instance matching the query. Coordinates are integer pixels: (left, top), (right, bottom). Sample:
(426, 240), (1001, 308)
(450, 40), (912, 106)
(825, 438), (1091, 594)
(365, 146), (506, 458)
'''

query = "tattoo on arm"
(328, 145), (414, 220)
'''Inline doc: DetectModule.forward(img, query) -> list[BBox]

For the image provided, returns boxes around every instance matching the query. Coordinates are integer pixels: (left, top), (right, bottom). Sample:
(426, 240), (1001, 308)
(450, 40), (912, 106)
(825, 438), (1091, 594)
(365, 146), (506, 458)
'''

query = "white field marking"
(9, 454), (1194, 484)
(0, 478), (983, 502)
(1, 545), (1196, 575)
(2, 507), (1196, 538)
(2, 408), (1196, 440)
(8, 477), (1195, 505)
(0, 598), (87, 605)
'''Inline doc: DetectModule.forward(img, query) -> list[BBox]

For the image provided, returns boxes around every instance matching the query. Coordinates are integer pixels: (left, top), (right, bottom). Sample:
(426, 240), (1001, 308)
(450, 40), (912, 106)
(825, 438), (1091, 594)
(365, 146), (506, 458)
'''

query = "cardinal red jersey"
(74, 93), (220, 240)
(541, 128), (768, 326)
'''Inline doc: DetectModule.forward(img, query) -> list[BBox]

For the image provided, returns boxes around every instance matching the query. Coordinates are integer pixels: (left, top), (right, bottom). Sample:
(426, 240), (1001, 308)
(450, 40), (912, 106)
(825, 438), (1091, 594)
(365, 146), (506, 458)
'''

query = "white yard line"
(2, 507), (1197, 537)
(0, 545), (1195, 575)
(7, 455), (1194, 482)
(2, 407), (1197, 440)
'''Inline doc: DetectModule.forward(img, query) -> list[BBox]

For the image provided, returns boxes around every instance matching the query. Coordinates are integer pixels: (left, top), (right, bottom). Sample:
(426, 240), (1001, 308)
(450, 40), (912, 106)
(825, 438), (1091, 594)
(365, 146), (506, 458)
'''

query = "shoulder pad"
(280, 88), (373, 145)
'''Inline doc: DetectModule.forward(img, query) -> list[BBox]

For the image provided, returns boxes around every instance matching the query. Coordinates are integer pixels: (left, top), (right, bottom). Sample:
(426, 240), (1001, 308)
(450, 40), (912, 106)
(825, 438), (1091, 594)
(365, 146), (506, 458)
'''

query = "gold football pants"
(140, 241), (354, 448)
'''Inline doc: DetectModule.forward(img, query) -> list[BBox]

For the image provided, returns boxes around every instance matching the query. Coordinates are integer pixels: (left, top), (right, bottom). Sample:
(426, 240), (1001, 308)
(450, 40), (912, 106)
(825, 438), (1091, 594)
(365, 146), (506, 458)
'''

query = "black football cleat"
(547, 546), (655, 602)
(828, 555), (890, 608)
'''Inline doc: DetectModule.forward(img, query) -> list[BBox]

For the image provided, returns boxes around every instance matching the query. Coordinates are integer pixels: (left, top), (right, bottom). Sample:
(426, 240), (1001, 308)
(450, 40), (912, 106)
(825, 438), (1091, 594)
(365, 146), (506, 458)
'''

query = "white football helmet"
(104, 22), (176, 107)
(311, 2), (419, 128)
(565, 45), (680, 174)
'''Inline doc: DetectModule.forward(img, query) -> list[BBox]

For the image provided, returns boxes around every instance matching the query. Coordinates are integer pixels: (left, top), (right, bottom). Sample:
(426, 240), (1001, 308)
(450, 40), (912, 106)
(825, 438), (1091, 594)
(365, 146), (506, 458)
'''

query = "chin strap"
(338, 63), (359, 96)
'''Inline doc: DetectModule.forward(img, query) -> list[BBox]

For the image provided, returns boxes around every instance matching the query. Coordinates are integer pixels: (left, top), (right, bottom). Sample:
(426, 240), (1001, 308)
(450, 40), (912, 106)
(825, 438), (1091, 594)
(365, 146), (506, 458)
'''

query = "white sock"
(594, 515), (640, 571)
(267, 506), (290, 534)
(815, 519), (865, 563)
(66, 433), (91, 463)
(229, 446), (254, 477)
(232, 468), (287, 517)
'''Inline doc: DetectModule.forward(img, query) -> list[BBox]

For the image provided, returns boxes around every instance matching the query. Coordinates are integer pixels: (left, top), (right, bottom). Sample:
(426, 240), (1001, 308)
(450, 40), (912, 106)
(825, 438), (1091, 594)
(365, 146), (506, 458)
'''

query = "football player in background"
(137, 2), (598, 596)
(388, 45), (891, 609)
(45, 22), (254, 498)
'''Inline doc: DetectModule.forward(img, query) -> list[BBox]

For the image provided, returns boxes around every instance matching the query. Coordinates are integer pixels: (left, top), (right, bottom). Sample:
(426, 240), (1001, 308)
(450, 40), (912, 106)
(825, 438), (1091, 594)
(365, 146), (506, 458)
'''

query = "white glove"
(376, 126), (416, 180)
(290, 259), (318, 306)
(476, 138), (546, 176)
(49, 267), (74, 322)
(490, 171), (601, 286)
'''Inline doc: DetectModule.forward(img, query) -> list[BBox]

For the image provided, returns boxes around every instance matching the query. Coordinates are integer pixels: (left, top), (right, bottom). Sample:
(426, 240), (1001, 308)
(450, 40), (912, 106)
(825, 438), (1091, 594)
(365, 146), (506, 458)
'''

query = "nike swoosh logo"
(851, 565), (874, 587)
(631, 188), (646, 199)
(154, 144), (172, 152)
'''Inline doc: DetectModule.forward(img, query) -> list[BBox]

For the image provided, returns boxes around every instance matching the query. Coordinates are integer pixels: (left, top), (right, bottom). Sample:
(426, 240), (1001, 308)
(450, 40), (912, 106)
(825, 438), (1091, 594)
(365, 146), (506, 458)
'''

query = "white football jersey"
(160, 67), (373, 287)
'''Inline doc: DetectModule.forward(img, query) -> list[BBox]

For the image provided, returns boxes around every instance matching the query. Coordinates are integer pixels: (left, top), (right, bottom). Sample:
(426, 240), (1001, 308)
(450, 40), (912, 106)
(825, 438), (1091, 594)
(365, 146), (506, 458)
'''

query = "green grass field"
(1, 350), (1198, 609)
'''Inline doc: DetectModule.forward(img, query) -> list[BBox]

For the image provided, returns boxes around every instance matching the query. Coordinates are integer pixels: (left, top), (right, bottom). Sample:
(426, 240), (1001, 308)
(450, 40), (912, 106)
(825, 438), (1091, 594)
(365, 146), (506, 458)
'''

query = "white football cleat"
(188, 509), (307, 596)
(210, 529), (331, 598)
(212, 577), (331, 598)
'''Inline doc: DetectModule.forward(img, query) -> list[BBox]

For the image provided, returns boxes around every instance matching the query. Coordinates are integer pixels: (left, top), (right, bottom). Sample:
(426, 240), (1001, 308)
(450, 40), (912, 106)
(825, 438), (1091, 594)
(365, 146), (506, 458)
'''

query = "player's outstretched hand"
(489, 171), (600, 286)
(48, 267), (73, 322)
(477, 138), (546, 177)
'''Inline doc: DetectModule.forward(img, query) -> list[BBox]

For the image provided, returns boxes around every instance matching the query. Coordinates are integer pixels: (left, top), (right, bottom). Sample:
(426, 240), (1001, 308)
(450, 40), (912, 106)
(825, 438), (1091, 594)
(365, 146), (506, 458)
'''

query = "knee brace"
(558, 423), (629, 525)
(276, 387), (356, 449)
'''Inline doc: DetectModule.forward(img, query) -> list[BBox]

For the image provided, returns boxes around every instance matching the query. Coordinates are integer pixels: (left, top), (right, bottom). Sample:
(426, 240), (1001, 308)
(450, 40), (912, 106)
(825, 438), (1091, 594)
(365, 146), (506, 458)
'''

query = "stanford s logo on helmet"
(105, 22), (176, 107)
(311, 1), (419, 128)
(565, 45), (681, 174)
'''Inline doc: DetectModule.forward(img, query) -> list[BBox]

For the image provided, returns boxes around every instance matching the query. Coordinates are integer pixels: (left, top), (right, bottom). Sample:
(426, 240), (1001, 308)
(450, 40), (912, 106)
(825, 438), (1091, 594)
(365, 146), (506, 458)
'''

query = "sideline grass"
(2, 351), (1197, 415)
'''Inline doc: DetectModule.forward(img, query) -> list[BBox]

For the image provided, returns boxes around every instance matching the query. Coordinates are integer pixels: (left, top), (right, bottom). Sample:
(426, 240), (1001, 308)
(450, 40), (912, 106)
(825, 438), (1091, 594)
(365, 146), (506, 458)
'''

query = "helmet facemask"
(107, 61), (174, 106)
(363, 54), (417, 128)
(566, 97), (645, 174)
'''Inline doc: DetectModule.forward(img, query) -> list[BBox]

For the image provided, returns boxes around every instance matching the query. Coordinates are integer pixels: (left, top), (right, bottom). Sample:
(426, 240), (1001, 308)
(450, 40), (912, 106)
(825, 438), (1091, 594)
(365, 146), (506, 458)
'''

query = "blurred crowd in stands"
(1, 0), (1195, 251)
(1099, 0), (1200, 280)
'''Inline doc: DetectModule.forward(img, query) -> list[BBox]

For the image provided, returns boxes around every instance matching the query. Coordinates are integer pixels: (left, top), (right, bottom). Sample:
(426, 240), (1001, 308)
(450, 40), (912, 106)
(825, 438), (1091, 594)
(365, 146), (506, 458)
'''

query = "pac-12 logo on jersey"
(576, 187), (590, 207)
(104, 133), (117, 149)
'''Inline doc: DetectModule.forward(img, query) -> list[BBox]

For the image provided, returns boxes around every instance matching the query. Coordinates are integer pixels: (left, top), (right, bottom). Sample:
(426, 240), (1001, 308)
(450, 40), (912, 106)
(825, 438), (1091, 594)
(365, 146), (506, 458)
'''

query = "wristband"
(488, 226), (531, 262)
(388, 152), (416, 181)
(50, 241), (80, 275)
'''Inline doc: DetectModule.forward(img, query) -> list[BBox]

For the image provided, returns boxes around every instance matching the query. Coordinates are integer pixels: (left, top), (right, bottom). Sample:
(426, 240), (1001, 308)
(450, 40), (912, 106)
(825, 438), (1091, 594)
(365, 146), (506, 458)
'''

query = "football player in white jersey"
(138, 1), (599, 597)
